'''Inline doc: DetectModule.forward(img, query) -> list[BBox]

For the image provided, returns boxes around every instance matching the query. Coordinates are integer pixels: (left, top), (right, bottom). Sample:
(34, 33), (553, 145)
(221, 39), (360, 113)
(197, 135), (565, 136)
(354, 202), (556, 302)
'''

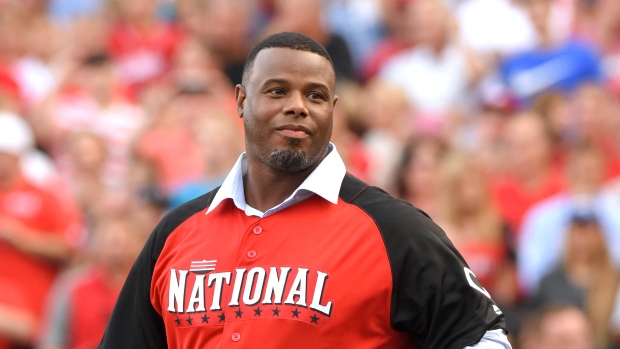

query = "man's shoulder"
(166, 186), (220, 219)
(153, 187), (221, 239)
(339, 174), (438, 235)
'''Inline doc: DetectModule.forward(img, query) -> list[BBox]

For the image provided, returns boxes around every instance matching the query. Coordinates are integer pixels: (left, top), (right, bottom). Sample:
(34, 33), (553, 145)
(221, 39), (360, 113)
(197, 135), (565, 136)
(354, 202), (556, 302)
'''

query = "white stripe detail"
(190, 260), (217, 273)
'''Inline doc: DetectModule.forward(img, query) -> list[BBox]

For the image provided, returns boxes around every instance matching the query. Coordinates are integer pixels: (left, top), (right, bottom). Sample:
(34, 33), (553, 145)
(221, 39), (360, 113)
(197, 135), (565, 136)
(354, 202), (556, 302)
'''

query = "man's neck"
(242, 153), (325, 213)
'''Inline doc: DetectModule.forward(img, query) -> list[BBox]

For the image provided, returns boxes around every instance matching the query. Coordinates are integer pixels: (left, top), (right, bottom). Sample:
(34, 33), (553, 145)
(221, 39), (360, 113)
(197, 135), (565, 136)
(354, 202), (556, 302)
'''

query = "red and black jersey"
(99, 174), (505, 349)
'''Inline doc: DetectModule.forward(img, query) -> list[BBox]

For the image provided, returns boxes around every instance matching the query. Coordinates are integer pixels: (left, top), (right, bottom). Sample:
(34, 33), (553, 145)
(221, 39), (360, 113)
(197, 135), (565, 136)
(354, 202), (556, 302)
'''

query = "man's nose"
(283, 91), (309, 117)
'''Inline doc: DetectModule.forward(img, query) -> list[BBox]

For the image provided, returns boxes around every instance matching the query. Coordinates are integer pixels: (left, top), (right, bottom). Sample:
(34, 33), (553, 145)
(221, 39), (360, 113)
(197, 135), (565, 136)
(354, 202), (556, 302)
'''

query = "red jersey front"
(151, 194), (408, 348)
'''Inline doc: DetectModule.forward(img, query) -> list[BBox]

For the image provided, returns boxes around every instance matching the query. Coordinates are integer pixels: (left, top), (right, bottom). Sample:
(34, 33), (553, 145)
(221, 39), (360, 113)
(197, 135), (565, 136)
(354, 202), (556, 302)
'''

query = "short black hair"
(242, 32), (334, 86)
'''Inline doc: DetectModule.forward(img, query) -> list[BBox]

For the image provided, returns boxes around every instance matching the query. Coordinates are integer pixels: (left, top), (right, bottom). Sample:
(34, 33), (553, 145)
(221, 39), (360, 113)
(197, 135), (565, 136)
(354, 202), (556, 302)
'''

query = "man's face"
(236, 48), (337, 173)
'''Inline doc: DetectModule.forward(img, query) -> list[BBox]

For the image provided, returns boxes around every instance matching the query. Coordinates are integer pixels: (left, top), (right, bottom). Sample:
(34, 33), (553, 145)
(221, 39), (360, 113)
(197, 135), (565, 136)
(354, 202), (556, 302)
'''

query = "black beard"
(268, 147), (309, 172)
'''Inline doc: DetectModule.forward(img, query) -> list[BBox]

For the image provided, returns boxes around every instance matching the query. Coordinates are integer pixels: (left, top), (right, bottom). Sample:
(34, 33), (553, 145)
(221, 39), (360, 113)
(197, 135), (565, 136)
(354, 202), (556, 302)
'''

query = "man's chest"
(150, 203), (412, 348)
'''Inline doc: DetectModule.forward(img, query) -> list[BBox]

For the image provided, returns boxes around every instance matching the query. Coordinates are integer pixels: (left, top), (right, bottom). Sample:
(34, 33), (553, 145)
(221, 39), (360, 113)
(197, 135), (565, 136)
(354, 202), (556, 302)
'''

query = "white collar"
(206, 143), (346, 217)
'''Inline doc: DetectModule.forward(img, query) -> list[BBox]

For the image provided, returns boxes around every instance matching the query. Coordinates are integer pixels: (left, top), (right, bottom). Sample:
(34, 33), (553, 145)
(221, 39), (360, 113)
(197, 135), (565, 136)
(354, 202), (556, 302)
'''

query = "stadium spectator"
(360, 79), (413, 191)
(358, 0), (418, 82)
(63, 131), (110, 224)
(519, 305), (595, 349)
(437, 152), (517, 306)
(197, 0), (254, 85)
(135, 89), (206, 192)
(463, 105), (512, 177)
(591, 0), (620, 98)
(168, 111), (244, 208)
(34, 53), (145, 189)
(491, 112), (564, 234)
(518, 143), (620, 295)
(330, 82), (371, 182)
(39, 215), (148, 349)
(58, 14), (111, 65)
(499, 0), (603, 106)
(531, 210), (620, 349)
(324, 0), (384, 70)
(530, 92), (573, 168)
(11, 13), (58, 112)
(395, 135), (448, 218)
(0, 113), (81, 348)
(108, 0), (184, 93)
(167, 36), (238, 119)
(258, 0), (355, 82)
(570, 84), (620, 178)
(379, 0), (483, 119)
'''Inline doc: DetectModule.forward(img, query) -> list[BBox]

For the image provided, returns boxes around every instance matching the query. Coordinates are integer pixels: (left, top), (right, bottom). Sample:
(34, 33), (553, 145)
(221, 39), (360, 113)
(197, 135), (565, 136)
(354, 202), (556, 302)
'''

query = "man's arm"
(384, 212), (508, 349)
(343, 181), (509, 349)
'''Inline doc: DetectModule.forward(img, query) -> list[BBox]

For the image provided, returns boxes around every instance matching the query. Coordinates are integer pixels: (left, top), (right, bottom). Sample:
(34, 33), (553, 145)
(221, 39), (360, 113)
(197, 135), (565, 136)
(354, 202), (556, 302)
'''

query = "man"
(100, 32), (510, 348)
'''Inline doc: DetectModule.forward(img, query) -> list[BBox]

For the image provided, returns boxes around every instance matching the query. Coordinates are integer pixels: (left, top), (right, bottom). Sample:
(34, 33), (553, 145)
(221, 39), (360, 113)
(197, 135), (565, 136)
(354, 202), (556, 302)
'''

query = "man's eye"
(268, 88), (285, 95)
(308, 92), (325, 100)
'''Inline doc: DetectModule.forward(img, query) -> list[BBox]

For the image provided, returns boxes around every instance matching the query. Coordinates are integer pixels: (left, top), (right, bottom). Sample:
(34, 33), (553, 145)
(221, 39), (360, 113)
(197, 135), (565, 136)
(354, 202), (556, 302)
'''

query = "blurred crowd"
(0, 0), (620, 348)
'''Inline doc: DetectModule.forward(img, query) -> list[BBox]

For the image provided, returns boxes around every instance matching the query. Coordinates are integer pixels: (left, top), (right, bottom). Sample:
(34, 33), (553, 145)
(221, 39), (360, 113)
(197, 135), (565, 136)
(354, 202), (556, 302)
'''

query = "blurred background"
(0, 0), (619, 348)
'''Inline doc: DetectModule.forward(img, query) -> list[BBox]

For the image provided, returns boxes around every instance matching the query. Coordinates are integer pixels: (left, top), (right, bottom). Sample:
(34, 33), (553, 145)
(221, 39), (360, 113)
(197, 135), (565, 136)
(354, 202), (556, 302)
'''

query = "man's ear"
(333, 94), (339, 109)
(235, 84), (246, 118)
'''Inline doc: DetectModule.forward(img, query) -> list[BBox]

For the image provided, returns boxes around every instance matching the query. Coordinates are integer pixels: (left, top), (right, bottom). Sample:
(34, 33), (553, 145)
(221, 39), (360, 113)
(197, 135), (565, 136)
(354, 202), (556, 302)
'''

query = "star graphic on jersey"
(201, 315), (209, 323)
(291, 308), (300, 318)
(254, 307), (262, 316)
(310, 314), (319, 324)
(235, 309), (243, 318)
(186, 316), (193, 325)
(273, 307), (281, 316)
(218, 313), (226, 322)
(174, 317), (181, 326)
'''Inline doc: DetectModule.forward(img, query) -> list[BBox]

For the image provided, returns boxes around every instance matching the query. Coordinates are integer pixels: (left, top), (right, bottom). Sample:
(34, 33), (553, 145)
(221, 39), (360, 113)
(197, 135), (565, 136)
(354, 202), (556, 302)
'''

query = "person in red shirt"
(100, 32), (509, 349)
(491, 111), (565, 235)
(359, 0), (418, 82)
(108, 0), (184, 92)
(0, 113), (80, 348)
(39, 215), (149, 349)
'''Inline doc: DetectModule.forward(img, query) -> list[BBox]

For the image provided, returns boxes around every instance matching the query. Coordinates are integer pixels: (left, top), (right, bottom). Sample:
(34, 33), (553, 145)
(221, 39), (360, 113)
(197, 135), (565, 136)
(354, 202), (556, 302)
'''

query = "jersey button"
(247, 250), (257, 258)
(232, 332), (241, 342)
(253, 226), (262, 235)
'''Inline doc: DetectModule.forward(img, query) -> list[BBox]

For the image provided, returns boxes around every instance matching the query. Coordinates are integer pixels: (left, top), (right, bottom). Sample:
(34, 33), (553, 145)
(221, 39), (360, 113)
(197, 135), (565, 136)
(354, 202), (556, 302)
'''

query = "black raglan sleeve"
(99, 191), (218, 349)
(344, 178), (505, 349)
